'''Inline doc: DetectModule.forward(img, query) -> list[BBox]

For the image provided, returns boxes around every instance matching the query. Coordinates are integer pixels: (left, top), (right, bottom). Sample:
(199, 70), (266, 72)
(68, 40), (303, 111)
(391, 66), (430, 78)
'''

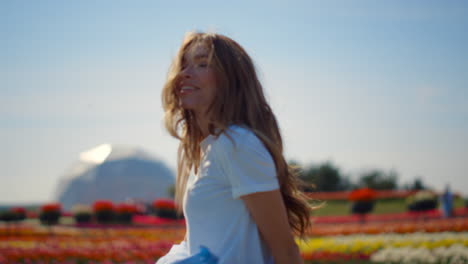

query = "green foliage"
(291, 161), (441, 195)
(294, 161), (399, 192)
(95, 210), (115, 224)
(39, 211), (60, 226)
(74, 212), (92, 224)
(0, 209), (26, 223)
(116, 212), (133, 224)
(155, 208), (179, 219)
(358, 169), (398, 190)
(401, 177), (429, 191)
(299, 161), (349, 192)
(410, 177), (426, 190)
(406, 191), (438, 212)
(351, 201), (374, 215)
(0, 211), (17, 222)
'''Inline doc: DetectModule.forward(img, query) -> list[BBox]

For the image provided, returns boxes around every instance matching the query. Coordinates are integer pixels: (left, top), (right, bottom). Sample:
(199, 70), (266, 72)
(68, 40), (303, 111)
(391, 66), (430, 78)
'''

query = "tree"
(299, 161), (344, 192)
(411, 177), (426, 191)
(358, 169), (398, 190)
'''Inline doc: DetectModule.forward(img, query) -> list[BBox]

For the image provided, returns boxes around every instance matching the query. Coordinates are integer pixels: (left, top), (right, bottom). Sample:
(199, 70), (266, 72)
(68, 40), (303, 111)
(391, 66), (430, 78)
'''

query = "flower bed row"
(1, 223), (467, 263)
(0, 237), (173, 264)
(2, 216), (466, 238)
(312, 208), (468, 224)
(0, 225), (185, 240)
(308, 217), (468, 236)
(0, 226), (184, 264)
(0, 199), (182, 227)
(298, 232), (468, 262)
(371, 245), (468, 263)
(307, 190), (427, 200)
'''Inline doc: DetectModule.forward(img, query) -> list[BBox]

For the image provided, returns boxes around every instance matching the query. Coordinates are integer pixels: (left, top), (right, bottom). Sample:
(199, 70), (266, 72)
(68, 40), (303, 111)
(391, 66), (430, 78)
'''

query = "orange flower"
(153, 199), (176, 210)
(93, 200), (115, 212)
(348, 188), (377, 201)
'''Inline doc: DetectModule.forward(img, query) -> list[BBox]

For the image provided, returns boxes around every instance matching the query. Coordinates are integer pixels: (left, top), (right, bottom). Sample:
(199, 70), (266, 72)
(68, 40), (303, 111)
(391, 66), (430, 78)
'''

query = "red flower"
(41, 203), (62, 213)
(11, 207), (27, 214)
(116, 203), (138, 214)
(153, 199), (176, 210)
(348, 188), (377, 201)
(93, 200), (115, 212)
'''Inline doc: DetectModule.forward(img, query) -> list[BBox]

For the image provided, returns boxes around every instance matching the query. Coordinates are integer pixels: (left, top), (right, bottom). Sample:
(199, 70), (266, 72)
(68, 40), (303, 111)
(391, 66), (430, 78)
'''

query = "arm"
(241, 190), (304, 264)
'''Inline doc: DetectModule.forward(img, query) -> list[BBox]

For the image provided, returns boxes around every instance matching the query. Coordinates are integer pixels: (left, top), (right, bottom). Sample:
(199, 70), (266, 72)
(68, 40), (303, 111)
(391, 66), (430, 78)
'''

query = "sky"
(1, 0), (467, 204)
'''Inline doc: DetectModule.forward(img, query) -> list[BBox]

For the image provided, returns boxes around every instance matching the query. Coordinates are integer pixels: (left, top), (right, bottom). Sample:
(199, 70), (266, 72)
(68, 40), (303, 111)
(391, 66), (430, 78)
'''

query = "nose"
(180, 65), (192, 79)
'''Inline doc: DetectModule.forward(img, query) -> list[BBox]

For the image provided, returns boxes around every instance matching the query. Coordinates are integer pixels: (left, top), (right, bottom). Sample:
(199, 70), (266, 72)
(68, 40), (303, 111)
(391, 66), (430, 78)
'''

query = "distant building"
(54, 144), (175, 210)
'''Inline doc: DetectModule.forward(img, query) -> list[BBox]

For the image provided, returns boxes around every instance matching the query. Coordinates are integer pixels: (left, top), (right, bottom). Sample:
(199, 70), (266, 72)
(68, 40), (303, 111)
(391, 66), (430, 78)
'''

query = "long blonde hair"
(162, 32), (312, 236)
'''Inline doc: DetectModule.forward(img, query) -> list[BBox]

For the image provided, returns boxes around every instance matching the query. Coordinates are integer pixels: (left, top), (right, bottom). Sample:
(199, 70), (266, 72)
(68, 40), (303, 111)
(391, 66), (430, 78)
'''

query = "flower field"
(1, 220), (468, 264)
(1, 193), (467, 263)
(308, 217), (468, 236)
(298, 232), (468, 263)
(0, 225), (184, 264)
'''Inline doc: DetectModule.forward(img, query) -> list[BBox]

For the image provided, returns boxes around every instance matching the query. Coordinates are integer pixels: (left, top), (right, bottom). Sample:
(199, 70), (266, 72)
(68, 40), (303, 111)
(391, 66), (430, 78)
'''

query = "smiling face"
(176, 42), (218, 116)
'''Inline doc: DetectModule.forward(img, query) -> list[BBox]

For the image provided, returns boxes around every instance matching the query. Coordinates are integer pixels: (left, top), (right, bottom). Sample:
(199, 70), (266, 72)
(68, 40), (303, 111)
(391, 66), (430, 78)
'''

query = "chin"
(180, 102), (193, 109)
(179, 98), (207, 114)
(180, 101), (197, 111)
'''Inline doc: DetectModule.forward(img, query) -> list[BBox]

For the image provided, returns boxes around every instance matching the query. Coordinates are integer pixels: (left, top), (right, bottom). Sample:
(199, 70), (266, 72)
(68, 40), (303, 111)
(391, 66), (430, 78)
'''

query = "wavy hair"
(162, 32), (312, 236)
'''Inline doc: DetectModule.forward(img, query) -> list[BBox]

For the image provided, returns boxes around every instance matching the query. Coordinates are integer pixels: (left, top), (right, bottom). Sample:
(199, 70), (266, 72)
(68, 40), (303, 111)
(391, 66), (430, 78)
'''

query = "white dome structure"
(55, 144), (175, 210)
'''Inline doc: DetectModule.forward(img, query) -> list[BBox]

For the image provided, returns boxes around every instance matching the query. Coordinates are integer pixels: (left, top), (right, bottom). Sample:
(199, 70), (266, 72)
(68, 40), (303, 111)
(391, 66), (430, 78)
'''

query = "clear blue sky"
(1, 0), (467, 203)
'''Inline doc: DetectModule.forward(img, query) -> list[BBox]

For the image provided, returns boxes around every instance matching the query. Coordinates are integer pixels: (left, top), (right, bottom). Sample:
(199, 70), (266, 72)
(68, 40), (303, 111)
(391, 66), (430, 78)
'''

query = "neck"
(195, 112), (210, 138)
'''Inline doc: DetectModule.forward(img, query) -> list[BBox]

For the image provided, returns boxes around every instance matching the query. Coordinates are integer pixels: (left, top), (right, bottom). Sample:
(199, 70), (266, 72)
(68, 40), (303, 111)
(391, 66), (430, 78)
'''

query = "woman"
(157, 32), (312, 264)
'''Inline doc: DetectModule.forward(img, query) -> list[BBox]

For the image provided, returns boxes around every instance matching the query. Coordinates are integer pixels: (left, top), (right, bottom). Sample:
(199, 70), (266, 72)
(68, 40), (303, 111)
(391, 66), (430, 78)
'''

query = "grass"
(373, 199), (407, 214)
(310, 199), (407, 216)
(311, 200), (349, 216)
(304, 261), (371, 264)
(310, 197), (466, 216)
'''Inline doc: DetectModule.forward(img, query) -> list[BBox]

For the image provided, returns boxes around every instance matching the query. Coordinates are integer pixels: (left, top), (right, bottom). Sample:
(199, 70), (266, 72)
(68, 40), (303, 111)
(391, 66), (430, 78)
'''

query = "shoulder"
(215, 125), (263, 151)
(210, 125), (271, 162)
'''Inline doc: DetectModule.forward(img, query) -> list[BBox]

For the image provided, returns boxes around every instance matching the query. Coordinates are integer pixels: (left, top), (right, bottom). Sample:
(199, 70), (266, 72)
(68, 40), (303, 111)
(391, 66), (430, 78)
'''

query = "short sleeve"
(155, 240), (189, 264)
(216, 128), (280, 199)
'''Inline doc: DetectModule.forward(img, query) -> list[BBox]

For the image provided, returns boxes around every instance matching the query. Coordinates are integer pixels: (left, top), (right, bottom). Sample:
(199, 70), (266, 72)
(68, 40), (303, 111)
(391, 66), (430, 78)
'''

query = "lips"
(179, 85), (199, 95)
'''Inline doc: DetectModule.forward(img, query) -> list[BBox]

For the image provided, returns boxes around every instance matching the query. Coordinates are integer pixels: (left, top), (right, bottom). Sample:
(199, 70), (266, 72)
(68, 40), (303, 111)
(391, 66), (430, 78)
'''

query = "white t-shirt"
(156, 125), (279, 264)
